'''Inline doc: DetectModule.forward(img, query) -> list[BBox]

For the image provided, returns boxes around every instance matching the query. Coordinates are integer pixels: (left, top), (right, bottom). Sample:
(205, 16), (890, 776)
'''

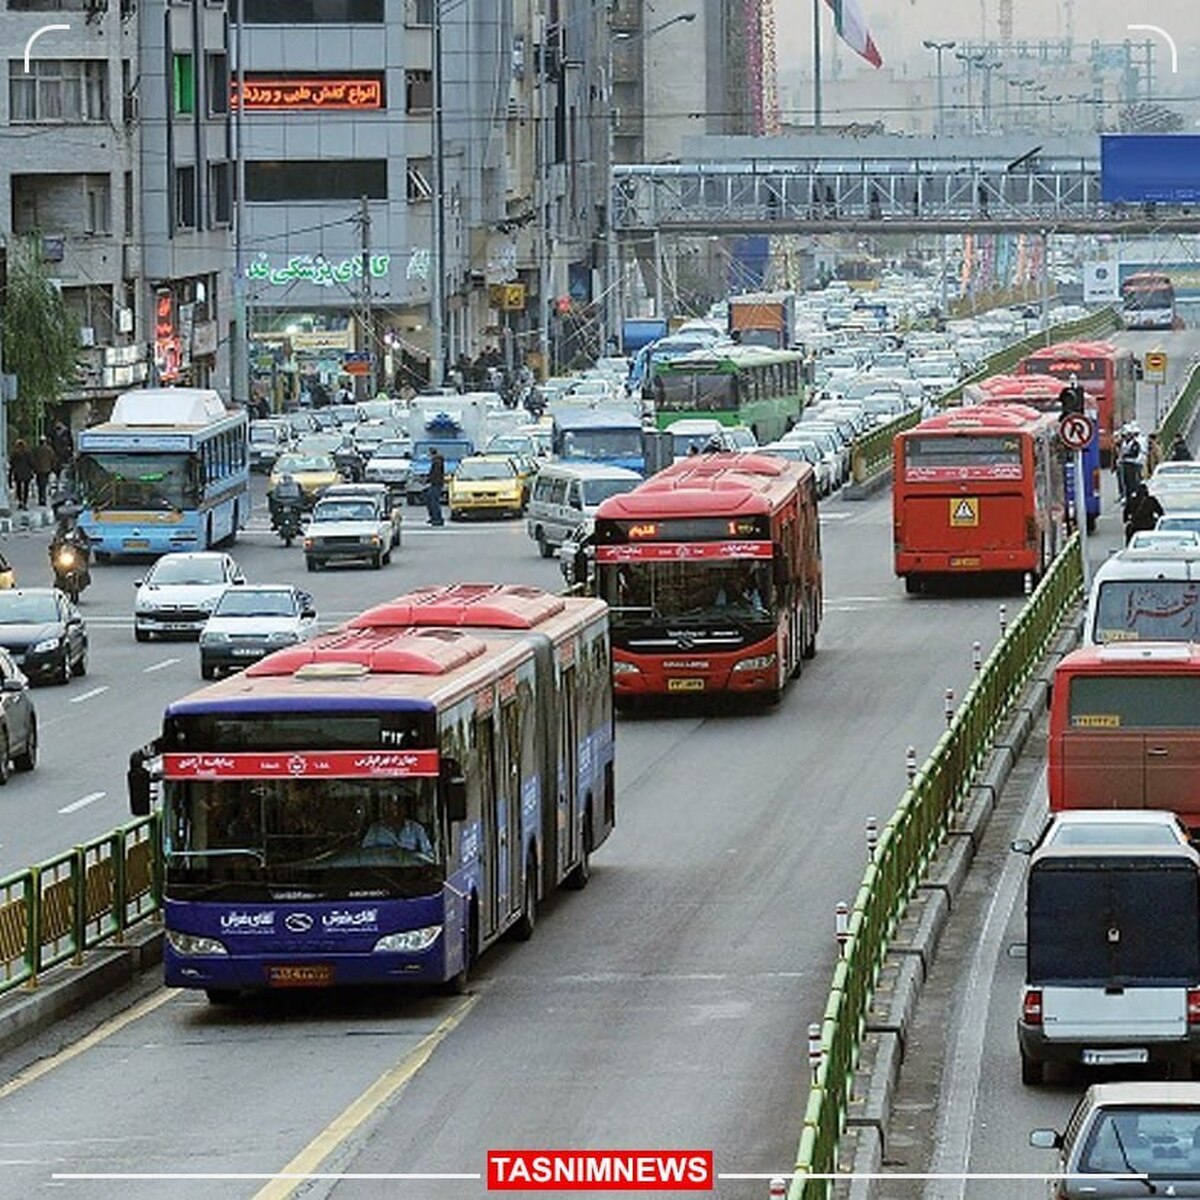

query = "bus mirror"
(127, 744), (157, 816)
(442, 759), (467, 822)
(773, 550), (789, 589)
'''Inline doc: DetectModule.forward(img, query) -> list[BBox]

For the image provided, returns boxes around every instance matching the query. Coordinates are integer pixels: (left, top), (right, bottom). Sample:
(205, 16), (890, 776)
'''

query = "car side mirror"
(301, 607), (316, 619)
(441, 758), (467, 823)
(233, 575), (246, 585)
(133, 578), (143, 587)
(1029, 1130), (1061, 1150)
(127, 743), (159, 816)
(1010, 838), (1034, 855)
(1, 677), (24, 693)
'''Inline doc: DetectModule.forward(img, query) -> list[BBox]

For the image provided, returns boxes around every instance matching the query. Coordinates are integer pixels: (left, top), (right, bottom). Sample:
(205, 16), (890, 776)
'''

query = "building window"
(124, 171), (134, 238)
(175, 165), (197, 229)
(209, 162), (232, 226)
(206, 52), (229, 115)
(8, 60), (108, 123)
(173, 54), (195, 115)
(84, 175), (111, 235)
(409, 0), (433, 24)
(406, 158), (433, 202)
(7, 0), (91, 9)
(245, 159), (388, 202)
(239, 0), (384, 22)
(405, 70), (432, 113)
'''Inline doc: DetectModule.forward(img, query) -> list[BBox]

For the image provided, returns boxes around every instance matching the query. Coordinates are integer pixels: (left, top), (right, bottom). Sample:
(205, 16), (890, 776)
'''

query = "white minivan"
(1084, 546), (1200, 644)
(526, 463), (642, 558)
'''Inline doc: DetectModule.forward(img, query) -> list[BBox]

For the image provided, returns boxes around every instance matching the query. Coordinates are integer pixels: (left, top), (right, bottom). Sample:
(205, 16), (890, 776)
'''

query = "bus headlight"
(732, 654), (776, 672)
(166, 929), (228, 956)
(374, 926), (442, 953)
(612, 660), (641, 675)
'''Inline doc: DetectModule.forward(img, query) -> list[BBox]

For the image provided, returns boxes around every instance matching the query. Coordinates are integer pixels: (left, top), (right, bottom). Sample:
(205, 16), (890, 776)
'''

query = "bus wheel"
(205, 989), (239, 1006)
(802, 603), (818, 660)
(510, 857), (538, 941)
(904, 575), (923, 596)
(1086, 513), (1097, 535)
(565, 812), (592, 890)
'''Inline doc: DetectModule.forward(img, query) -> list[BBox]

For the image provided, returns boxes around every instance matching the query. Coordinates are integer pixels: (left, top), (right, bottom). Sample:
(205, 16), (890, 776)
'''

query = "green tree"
(0, 235), (77, 443)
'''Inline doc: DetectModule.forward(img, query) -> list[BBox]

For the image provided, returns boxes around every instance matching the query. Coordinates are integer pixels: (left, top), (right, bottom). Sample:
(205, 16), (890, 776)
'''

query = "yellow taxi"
(448, 455), (525, 520)
(268, 452), (341, 508)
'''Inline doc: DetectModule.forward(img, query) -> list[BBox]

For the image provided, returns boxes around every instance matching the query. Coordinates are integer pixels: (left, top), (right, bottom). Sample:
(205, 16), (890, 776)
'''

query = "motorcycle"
(50, 533), (90, 602)
(270, 495), (304, 547)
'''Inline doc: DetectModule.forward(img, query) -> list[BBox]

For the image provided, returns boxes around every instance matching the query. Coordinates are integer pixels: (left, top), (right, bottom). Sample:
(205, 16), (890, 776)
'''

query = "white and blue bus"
(76, 388), (249, 556)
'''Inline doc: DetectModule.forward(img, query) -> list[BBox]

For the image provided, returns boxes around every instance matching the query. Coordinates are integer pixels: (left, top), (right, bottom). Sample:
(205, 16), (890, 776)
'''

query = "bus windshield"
(1093, 581), (1200, 643)
(601, 560), (774, 625)
(77, 452), (197, 511)
(560, 429), (642, 460)
(904, 435), (1022, 478)
(657, 372), (736, 411)
(164, 777), (441, 891)
(1123, 280), (1174, 309)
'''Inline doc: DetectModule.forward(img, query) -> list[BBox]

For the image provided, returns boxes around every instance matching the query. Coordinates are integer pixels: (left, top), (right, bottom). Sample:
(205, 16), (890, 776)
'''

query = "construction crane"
(761, 0), (781, 134)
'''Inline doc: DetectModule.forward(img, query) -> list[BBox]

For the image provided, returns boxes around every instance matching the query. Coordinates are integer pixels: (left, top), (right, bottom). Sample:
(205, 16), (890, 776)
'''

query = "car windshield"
(0, 593), (59, 623)
(456, 461), (515, 481)
(215, 590), (296, 618)
(314, 501), (376, 522)
(150, 557), (227, 586)
(276, 455), (334, 474)
(250, 425), (282, 444)
(560, 429), (642, 459)
(581, 478), (637, 506)
(297, 436), (343, 454)
(373, 442), (410, 458)
(1080, 1107), (1200, 1178)
(487, 438), (529, 455)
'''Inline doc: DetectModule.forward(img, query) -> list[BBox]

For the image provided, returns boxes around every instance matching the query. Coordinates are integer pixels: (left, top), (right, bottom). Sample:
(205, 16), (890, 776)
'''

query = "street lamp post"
(978, 58), (1001, 132)
(955, 50), (985, 134)
(601, 12), (695, 353)
(232, 0), (248, 407)
(923, 39), (956, 136)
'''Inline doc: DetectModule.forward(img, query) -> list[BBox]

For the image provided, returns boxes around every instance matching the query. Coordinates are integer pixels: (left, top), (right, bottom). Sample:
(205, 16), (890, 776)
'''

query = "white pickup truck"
(303, 494), (397, 571)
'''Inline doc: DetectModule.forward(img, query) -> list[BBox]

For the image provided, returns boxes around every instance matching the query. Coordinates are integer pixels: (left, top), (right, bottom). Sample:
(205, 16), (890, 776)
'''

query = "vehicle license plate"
(164, 622), (194, 632)
(668, 678), (705, 693)
(949, 556), (981, 568)
(232, 648), (260, 658)
(266, 964), (333, 988)
(124, 539), (150, 549)
(1081, 1048), (1148, 1065)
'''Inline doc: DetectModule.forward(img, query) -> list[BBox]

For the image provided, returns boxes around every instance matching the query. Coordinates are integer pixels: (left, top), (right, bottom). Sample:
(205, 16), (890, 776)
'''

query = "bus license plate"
(668, 678), (705, 692)
(124, 539), (150, 549)
(949, 556), (981, 568)
(266, 964), (333, 988)
(1082, 1048), (1148, 1066)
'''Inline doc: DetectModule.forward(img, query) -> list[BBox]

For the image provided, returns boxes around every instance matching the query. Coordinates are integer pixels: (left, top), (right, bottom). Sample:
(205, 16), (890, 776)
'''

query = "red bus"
(963, 372), (1103, 532)
(129, 583), (615, 999)
(892, 404), (1066, 592)
(1048, 642), (1200, 833)
(592, 452), (822, 702)
(1016, 340), (1138, 465)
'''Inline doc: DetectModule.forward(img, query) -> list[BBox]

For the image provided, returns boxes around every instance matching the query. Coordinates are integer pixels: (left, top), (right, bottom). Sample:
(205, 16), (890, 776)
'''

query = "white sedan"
(134, 552), (244, 642)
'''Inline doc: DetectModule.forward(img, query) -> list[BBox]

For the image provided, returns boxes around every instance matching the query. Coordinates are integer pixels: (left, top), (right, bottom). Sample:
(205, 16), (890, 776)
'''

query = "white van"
(526, 463), (642, 558)
(1084, 546), (1200, 644)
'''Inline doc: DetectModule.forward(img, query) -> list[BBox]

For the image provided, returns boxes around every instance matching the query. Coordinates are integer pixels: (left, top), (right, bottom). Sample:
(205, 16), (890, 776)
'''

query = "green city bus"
(649, 346), (805, 444)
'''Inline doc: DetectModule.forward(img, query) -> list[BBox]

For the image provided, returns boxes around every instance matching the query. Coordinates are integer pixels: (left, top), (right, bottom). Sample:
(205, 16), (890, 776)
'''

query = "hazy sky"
(775, 0), (1200, 75)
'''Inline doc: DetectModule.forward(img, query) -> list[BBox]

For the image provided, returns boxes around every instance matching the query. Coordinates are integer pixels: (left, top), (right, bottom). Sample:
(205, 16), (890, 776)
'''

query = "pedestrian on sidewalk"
(425, 448), (445, 527)
(33, 437), (55, 507)
(9, 439), (34, 510)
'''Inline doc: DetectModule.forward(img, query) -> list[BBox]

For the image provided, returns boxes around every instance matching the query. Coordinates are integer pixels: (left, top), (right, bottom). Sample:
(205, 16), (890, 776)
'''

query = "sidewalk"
(0, 504), (55, 535)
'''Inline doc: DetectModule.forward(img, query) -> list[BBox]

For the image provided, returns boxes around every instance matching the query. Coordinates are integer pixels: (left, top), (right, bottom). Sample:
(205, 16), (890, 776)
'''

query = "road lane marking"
(69, 686), (108, 704)
(142, 658), (180, 673)
(58, 791), (106, 815)
(0, 988), (179, 1102)
(924, 771), (1047, 1200)
(252, 995), (478, 1200)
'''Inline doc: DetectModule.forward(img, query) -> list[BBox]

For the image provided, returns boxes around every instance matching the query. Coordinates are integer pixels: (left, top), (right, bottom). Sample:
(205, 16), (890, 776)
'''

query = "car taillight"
(1187, 988), (1200, 1023)
(1023, 988), (1043, 1026)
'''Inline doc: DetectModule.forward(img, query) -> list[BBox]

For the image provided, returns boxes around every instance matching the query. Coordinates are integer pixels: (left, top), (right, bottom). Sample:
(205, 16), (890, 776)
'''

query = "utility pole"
(430, 0), (446, 388)
(812, 0), (822, 132)
(536, 21), (552, 380)
(231, 0), (248, 407)
(923, 39), (956, 136)
(359, 194), (375, 397)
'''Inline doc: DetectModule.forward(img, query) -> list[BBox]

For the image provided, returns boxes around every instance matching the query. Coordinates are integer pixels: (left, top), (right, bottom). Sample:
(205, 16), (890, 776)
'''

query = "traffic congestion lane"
(0, 481), (563, 874)
(0, 480), (1032, 1200)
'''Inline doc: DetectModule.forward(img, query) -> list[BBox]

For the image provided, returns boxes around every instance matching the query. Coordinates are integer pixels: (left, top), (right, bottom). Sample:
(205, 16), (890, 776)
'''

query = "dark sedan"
(0, 589), (88, 685)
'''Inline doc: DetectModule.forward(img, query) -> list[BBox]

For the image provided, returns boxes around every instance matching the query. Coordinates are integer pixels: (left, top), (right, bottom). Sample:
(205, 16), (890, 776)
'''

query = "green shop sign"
(246, 254), (391, 288)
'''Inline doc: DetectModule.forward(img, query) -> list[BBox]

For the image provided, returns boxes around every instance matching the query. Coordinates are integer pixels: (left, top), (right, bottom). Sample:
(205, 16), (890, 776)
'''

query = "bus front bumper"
(612, 651), (780, 697)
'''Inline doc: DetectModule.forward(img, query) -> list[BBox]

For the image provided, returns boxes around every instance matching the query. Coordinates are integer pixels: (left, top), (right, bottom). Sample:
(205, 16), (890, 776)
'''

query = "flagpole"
(813, 0), (823, 131)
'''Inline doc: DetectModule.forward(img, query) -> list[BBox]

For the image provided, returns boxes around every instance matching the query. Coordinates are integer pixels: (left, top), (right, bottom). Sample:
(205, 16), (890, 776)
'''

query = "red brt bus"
(1016, 340), (1137, 465)
(592, 452), (822, 702)
(892, 404), (1066, 592)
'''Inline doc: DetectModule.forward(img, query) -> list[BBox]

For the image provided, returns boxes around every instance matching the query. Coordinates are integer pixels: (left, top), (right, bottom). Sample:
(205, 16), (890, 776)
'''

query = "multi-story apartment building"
(0, 0), (230, 421)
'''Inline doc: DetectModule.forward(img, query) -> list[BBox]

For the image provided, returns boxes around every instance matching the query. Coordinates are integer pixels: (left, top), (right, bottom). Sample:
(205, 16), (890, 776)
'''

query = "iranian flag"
(824, 0), (883, 68)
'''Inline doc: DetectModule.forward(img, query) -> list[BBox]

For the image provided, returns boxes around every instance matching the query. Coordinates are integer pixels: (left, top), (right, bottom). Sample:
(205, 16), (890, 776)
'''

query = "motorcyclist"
(49, 501), (91, 592)
(268, 473), (304, 528)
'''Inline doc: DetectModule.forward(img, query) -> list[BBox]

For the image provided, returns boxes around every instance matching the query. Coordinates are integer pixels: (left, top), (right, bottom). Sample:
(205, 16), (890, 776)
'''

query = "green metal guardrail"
(0, 815), (160, 996)
(848, 309), (1120, 486)
(786, 535), (1085, 1199)
(1153, 361), (1200, 468)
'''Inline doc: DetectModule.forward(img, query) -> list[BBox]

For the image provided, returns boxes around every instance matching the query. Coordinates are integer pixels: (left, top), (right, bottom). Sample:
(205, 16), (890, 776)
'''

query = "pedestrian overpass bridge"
(612, 156), (1200, 236)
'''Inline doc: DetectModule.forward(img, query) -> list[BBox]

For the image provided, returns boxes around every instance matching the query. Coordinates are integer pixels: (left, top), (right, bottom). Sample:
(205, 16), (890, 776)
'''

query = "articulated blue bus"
(76, 388), (248, 556)
(128, 584), (615, 999)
